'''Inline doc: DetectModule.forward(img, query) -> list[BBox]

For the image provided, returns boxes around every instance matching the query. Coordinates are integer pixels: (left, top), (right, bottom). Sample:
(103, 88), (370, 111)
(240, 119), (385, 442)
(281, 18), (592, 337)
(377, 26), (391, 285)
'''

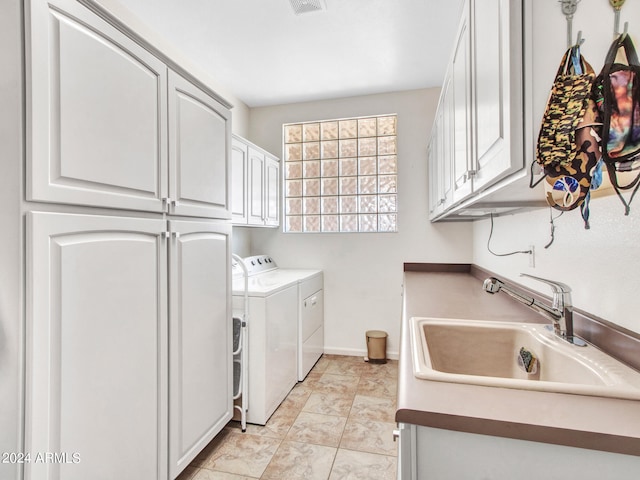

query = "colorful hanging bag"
(594, 33), (640, 214)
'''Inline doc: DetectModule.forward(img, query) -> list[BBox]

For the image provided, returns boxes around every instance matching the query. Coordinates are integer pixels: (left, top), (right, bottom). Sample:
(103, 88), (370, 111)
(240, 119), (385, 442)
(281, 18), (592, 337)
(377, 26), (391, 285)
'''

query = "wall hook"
(610, 0), (627, 35)
(560, 0), (582, 48)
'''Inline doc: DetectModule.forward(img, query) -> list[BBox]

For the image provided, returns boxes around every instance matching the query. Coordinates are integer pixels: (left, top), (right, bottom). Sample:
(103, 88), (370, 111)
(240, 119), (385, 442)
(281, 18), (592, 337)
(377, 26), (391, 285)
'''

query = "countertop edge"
(395, 409), (640, 457)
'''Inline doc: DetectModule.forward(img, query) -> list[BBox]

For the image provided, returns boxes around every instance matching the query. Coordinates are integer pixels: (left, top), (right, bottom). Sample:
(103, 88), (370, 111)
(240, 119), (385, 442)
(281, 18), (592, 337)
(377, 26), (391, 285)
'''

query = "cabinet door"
(231, 138), (249, 224)
(248, 147), (265, 225)
(264, 155), (280, 227)
(26, 212), (168, 480)
(428, 116), (443, 218)
(451, 2), (473, 203)
(440, 69), (455, 210)
(168, 71), (232, 219)
(471, 0), (521, 190)
(26, 0), (168, 212)
(168, 220), (232, 479)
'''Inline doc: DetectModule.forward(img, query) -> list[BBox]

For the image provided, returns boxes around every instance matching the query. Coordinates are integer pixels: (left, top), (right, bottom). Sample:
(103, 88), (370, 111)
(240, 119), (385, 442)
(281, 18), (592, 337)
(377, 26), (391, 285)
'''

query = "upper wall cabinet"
(428, 0), (524, 220)
(232, 135), (280, 227)
(168, 72), (231, 219)
(26, 0), (231, 219)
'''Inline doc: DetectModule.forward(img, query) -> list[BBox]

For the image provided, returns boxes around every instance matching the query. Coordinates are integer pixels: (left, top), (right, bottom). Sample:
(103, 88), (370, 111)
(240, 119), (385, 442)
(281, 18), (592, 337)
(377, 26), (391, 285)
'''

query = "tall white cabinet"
(26, 213), (170, 480)
(10, 0), (235, 479)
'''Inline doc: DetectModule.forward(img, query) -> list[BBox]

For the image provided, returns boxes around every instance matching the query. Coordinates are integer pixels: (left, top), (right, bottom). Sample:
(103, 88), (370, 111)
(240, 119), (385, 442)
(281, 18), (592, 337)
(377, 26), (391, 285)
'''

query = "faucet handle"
(519, 273), (572, 293)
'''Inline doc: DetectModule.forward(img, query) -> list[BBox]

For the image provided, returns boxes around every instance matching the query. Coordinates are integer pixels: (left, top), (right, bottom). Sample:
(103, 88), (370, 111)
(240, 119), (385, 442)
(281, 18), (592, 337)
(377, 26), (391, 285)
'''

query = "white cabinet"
(168, 220), (232, 478)
(397, 423), (640, 480)
(471, 0), (522, 191)
(451, 6), (472, 204)
(428, 67), (454, 216)
(26, 0), (168, 213)
(26, 213), (233, 480)
(26, 0), (232, 219)
(428, 0), (524, 220)
(231, 139), (249, 223)
(232, 135), (280, 227)
(264, 155), (280, 226)
(248, 146), (266, 225)
(26, 212), (169, 480)
(168, 72), (231, 219)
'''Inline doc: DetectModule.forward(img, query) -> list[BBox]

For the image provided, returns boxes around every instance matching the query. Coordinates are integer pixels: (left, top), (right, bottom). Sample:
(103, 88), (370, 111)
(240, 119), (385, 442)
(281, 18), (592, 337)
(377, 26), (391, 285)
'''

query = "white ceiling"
(116, 0), (464, 107)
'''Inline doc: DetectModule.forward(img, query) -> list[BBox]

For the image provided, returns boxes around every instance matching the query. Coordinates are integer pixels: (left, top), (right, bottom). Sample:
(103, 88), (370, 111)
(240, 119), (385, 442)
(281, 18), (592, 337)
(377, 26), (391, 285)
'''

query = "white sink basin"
(410, 317), (640, 400)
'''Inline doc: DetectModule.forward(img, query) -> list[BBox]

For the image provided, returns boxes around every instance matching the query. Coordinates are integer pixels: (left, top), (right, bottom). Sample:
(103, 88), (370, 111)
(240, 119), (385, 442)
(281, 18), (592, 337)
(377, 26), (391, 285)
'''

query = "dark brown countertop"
(397, 265), (640, 456)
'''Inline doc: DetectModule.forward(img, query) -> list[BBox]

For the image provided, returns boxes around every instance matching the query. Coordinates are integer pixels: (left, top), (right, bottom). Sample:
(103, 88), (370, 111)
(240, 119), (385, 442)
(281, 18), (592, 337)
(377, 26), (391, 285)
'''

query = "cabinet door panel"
(168, 220), (232, 478)
(248, 148), (265, 225)
(264, 156), (280, 226)
(231, 138), (249, 224)
(451, 5), (473, 203)
(26, 212), (167, 480)
(169, 72), (231, 219)
(472, 0), (521, 190)
(27, 0), (167, 212)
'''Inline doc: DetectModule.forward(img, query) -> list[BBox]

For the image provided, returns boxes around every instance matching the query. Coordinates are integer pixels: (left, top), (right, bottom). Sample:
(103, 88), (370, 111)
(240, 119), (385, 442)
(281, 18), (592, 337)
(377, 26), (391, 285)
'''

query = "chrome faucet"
(483, 274), (586, 346)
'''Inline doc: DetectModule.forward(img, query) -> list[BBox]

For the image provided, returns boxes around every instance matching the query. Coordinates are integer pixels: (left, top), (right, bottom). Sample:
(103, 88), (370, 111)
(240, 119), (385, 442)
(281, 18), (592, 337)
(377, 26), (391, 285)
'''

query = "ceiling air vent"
(289, 0), (326, 15)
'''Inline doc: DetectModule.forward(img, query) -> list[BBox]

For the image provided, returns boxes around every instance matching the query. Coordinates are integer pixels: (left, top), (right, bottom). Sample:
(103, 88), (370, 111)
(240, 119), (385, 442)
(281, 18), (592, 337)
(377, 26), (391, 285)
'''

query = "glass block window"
(283, 115), (398, 233)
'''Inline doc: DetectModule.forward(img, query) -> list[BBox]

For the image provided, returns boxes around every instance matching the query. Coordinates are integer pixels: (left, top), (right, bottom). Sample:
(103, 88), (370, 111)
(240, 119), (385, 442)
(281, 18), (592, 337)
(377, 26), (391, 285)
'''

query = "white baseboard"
(323, 347), (399, 361)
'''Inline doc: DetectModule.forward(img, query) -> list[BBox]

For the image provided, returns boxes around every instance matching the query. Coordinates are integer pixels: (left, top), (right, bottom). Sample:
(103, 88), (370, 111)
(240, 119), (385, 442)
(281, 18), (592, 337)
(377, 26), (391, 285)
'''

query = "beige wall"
(244, 89), (473, 357)
(472, 195), (640, 335)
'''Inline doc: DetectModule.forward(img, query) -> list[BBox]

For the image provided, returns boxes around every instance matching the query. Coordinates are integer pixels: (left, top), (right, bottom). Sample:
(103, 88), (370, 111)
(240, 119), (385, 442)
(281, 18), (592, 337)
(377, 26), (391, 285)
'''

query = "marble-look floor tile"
(201, 431), (281, 477)
(192, 468), (254, 480)
(191, 429), (234, 467)
(325, 359), (367, 377)
(302, 392), (355, 417)
(315, 373), (360, 396)
(329, 449), (397, 480)
(339, 417), (397, 456)
(324, 354), (364, 363)
(311, 356), (331, 373)
(228, 404), (297, 440)
(356, 374), (397, 398)
(176, 466), (199, 480)
(261, 440), (337, 480)
(285, 411), (347, 447)
(298, 371), (324, 391)
(279, 384), (313, 412)
(349, 395), (396, 423)
(362, 360), (398, 378)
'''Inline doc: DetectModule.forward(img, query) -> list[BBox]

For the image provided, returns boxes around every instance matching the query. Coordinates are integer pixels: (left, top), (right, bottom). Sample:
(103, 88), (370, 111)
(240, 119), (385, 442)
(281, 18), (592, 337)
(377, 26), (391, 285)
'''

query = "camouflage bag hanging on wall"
(532, 45), (603, 228)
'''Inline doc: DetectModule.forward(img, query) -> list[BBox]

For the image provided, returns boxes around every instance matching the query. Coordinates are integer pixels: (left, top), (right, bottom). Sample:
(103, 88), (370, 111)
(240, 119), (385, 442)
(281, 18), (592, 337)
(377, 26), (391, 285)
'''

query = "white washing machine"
(232, 255), (323, 425)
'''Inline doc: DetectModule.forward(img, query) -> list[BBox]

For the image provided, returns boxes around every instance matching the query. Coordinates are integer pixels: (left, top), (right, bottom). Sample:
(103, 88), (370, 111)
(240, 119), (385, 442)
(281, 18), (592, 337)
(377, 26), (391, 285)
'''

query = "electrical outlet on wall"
(528, 245), (535, 268)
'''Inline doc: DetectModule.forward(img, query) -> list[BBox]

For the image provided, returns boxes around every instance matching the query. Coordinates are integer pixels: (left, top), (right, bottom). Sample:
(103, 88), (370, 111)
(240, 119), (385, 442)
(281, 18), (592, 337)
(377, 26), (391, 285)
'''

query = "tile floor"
(177, 354), (398, 480)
